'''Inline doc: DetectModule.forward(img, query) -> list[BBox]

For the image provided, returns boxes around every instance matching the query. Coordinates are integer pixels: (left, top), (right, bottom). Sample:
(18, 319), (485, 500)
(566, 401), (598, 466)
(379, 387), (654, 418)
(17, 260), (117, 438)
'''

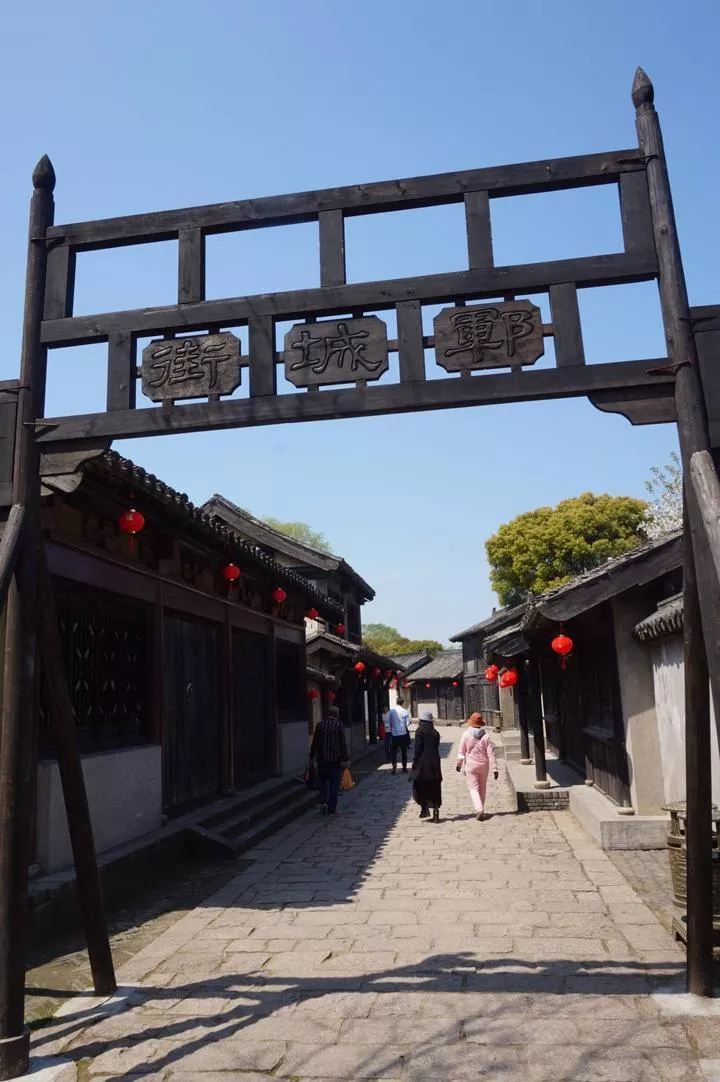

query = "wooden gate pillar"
(526, 654), (549, 788)
(633, 68), (720, 995)
(517, 659), (532, 764)
(0, 158), (53, 1080)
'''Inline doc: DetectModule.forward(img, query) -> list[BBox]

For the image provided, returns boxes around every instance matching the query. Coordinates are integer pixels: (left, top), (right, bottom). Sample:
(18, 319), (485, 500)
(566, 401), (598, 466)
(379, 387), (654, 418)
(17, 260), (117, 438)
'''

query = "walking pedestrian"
(411, 709), (442, 823)
(387, 697), (411, 774)
(456, 712), (498, 821)
(310, 705), (349, 817)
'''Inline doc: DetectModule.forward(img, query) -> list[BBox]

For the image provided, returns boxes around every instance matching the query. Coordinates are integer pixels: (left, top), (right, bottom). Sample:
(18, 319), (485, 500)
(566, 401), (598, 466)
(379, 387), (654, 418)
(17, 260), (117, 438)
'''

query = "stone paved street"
(36, 729), (720, 1081)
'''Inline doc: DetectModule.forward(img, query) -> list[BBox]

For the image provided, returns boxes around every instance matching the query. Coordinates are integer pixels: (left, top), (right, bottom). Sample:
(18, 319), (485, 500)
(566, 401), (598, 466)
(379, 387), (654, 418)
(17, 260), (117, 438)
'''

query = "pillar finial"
(632, 67), (654, 110)
(32, 154), (56, 191)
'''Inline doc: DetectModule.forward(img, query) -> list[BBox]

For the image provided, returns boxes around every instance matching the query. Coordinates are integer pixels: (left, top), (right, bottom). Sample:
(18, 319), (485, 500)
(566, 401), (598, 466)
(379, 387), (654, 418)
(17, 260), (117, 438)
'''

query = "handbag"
(340, 767), (354, 790)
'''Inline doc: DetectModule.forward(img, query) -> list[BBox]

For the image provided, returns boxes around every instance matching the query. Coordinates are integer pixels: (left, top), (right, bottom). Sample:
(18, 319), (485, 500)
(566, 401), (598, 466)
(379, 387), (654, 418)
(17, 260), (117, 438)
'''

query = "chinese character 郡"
(445, 307), (535, 367)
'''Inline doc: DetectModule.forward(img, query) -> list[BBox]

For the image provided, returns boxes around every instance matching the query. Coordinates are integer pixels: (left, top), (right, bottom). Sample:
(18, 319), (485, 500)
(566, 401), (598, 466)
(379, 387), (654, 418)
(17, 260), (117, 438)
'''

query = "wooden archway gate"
(1, 68), (719, 1077)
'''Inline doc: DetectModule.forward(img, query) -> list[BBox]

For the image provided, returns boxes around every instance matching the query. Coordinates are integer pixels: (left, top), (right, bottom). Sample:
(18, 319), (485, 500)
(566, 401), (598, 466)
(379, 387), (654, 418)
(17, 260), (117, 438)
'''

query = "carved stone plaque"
(284, 317), (388, 388)
(141, 332), (241, 402)
(434, 301), (544, 372)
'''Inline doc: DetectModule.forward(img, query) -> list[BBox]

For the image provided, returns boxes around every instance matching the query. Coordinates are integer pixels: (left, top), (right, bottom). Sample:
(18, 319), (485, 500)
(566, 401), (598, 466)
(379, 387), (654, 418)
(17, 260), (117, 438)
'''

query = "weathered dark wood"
(682, 494), (714, 996)
(107, 332), (137, 411)
(43, 243), (76, 320)
(549, 284), (585, 367)
(0, 398), (18, 509)
(284, 317), (388, 387)
(693, 310), (720, 448)
(37, 548), (116, 996)
(318, 210), (346, 287)
(434, 301), (544, 372)
(46, 150), (647, 250)
(41, 251), (658, 347)
(35, 358), (675, 444)
(248, 315), (276, 398)
(178, 228), (205, 304)
(526, 655), (548, 785)
(517, 661), (532, 762)
(0, 155), (54, 1080)
(464, 191), (493, 269)
(0, 507), (25, 608)
(588, 385), (676, 425)
(619, 170), (655, 256)
(396, 300), (426, 382)
(141, 333), (241, 402)
(634, 67), (720, 995)
(689, 451), (720, 582)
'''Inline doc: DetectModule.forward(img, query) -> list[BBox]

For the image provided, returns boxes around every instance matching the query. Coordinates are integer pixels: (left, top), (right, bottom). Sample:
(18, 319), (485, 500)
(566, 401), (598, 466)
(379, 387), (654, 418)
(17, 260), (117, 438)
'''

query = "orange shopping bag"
(340, 767), (354, 790)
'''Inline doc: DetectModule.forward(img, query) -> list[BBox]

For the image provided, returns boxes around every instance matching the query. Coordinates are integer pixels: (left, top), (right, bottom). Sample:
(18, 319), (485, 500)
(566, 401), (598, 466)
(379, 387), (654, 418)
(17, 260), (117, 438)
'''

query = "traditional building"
(403, 652), (464, 721)
(450, 532), (716, 846)
(34, 451), (342, 874)
(202, 494), (398, 756)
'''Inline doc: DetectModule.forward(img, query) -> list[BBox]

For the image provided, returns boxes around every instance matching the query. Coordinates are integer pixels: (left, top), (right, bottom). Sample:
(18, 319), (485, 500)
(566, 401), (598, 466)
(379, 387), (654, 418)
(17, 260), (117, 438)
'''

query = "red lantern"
(403, 681), (410, 689)
(308, 687), (320, 700)
(484, 665), (499, 683)
(354, 661), (365, 674)
(306, 607), (319, 621)
(272, 587), (287, 604)
(222, 562), (241, 583)
(327, 689), (336, 702)
(552, 632), (574, 670)
(390, 680), (397, 689)
(372, 667), (381, 677)
(118, 508), (145, 553)
(336, 623), (346, 635)
(384, 669), (392, 679)
(425, 681), (431, 689)
(499, 668), (519, 689)
(452, 680), (459, 688)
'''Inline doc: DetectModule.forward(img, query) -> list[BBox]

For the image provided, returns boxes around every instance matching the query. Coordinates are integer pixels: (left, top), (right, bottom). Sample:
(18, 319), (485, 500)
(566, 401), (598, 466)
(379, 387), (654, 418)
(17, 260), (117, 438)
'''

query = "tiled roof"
(306, 631), (399, 670)
(80, 452), (343, 617)
(450, 603), (528, 642)
(405, 651), (463, 682)
(634, 593), (684, 641)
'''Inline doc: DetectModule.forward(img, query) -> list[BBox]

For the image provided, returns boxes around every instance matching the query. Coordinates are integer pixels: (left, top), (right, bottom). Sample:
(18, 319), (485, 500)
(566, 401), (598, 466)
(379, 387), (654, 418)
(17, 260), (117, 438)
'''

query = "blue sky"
(1, 1), (718, 644)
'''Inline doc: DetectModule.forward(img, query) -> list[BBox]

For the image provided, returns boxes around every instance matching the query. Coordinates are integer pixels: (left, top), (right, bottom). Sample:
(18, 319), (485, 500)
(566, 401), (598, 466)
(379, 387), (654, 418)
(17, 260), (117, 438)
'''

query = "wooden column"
(37, 552), (116, 996)
(517, 660), (532, 764)
(0, 157), (54, 1080)
(633, 68), (718, 994)
(526, 654), (549, 788)
(682, 495), (714, 995)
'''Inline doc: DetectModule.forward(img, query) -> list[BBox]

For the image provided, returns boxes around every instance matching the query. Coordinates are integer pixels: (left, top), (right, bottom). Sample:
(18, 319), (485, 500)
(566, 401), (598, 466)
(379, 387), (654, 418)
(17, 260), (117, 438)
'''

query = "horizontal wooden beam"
(34, 358), (673, 445)
(41, 251), (657, 347)
(46, 150), (645, 250)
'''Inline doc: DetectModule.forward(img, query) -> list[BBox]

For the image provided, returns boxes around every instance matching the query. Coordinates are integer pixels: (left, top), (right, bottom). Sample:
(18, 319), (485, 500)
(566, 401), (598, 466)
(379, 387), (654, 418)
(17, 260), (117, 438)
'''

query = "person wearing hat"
(456, 712), (498, 821)
(411, 710), (442, 823)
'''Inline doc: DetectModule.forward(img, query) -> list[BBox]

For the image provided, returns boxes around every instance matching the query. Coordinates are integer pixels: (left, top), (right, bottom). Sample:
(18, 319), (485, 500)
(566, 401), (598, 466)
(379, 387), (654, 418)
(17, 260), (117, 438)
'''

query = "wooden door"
(231, 627), (272, 785)
(163, 612), (220, 811)
(540, 658), (563, 759)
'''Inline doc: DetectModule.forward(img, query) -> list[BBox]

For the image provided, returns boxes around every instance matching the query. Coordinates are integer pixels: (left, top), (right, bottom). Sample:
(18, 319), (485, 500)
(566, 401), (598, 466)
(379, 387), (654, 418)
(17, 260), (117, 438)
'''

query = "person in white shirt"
(387, 698), (411, 774)
(381, 706), (392, 762)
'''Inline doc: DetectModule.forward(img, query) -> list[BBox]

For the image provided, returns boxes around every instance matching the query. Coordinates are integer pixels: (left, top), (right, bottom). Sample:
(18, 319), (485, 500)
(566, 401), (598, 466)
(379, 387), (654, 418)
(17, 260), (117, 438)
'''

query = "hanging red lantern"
(425, 681), (432, 689)
(452, 680), (459, 688)
(384, 669), (392, 679)
(354, 661), (366, 674)
(336, 623), (346, 635)
(118, 508), (145, 553)
(327, 689), (336, 702)
(552, 631), (574, 671)
(403, 681), (410, 689)
(222, 562), (241, 583)
(484, 665), (499, 683)
(390, 680), (397, 689)
(499, 668), (519, 689)
(372, 667), (381, 677)
(272, 587), (287, 604)
(306, 607), (319, 621)
(307, 687), (320, 700)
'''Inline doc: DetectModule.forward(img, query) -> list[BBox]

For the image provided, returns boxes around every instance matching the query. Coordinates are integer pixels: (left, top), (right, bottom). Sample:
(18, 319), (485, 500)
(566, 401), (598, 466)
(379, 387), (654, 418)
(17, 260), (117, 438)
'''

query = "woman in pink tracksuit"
(456, 712), (499, 821)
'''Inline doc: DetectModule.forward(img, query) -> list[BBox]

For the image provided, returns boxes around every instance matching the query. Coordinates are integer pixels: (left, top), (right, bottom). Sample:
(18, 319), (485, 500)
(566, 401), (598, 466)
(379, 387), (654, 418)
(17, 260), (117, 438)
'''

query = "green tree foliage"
(262, 517), (332, 553)
(485, 492), (648, 606)
(363, 623), (443, 657)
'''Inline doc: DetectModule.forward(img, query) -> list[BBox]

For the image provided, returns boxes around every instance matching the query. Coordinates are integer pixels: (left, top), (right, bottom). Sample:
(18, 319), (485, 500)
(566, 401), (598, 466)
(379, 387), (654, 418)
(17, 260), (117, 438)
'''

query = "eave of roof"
(72, 452), (343, 618)
(405, 652), (463, 681)
(634, 593), (684, 641)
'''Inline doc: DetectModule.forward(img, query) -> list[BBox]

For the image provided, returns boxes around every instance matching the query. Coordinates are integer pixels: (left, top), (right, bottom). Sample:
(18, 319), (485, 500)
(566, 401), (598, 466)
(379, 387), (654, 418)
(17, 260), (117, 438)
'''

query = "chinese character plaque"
(434, 301), (544, 372)
(141, 332), (241, 402)
(284, 317), (389, 388)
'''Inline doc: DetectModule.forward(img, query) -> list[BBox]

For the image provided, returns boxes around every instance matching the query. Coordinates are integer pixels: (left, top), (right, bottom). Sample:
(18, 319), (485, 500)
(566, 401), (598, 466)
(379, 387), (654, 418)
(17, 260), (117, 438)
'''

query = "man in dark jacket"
(310, 706), (349, 816)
